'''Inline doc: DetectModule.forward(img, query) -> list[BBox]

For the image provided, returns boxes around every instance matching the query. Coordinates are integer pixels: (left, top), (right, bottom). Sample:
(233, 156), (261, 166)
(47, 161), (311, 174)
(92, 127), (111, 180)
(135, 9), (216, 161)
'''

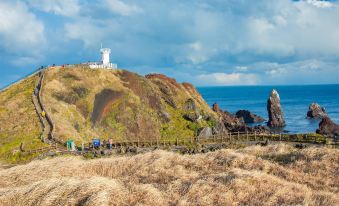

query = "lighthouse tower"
(100, 48), (111, 65)
(88, 45), (117, 69)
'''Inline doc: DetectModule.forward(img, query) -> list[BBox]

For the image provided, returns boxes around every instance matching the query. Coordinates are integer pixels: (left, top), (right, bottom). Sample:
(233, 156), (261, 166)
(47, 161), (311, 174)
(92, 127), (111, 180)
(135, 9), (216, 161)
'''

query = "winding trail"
(32, 70), (55, 144)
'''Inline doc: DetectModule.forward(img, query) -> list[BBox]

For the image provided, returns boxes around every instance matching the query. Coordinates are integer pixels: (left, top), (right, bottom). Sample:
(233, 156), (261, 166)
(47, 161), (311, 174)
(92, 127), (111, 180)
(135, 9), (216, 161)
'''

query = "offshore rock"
(221, 110), (246, 131)
(267, 89), (285, 128)
(212, 102), (249, 132)
(316, 117), (339, 138)
(307, 103), (327, 119)
(235, 110), (265, 124)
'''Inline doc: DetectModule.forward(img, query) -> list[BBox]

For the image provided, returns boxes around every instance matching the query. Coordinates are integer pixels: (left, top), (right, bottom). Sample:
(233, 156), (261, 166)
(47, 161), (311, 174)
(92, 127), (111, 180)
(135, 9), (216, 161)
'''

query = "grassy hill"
(0, 66), (218, 163)
(0, 75), (47, 163)
(41, 66), (217, 143)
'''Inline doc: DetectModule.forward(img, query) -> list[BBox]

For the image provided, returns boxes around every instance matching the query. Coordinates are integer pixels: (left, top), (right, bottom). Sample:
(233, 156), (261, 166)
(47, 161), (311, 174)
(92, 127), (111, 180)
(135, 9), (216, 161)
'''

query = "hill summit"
(0, 65), (220, 161)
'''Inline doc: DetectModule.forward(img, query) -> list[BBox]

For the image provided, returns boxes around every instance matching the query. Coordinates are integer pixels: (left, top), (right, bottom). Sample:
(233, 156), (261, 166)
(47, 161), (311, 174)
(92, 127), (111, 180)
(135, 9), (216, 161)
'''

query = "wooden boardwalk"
(22, 132), (338, 155)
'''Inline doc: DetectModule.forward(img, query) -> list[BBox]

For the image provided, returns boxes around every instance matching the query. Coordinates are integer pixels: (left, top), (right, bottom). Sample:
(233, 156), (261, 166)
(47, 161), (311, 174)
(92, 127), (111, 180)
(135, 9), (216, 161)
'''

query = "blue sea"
(198, 85), (339, 134)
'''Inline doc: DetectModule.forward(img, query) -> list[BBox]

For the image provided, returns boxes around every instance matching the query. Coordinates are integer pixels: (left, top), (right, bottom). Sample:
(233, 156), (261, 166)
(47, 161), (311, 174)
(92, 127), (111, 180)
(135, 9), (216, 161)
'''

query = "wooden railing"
(21, 132), (338, 155)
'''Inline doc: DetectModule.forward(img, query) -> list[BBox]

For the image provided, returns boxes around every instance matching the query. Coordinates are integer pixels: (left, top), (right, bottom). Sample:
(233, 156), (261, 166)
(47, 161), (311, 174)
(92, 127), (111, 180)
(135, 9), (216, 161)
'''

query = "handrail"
(22, 132), (337, 155)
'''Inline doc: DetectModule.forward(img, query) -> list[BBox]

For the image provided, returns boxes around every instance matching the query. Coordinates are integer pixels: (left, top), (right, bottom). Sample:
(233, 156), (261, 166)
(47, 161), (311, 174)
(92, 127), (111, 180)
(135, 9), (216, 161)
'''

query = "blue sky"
(0, 0), (339, 87)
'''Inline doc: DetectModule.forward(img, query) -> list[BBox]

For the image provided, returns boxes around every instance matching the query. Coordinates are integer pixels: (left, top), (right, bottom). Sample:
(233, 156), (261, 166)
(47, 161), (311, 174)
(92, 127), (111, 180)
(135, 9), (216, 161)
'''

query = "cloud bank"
(0, 0), (338, 87)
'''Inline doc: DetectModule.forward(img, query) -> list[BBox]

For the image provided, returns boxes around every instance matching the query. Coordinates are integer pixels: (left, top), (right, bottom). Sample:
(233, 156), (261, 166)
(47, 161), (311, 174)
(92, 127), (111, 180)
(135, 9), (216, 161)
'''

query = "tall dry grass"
(0, 144), (338, 206)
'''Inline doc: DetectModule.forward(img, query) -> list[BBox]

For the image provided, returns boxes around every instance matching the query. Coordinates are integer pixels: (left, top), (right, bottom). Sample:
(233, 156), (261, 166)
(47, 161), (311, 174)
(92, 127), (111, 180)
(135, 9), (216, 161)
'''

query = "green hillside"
(41, 66), (217, 143)
(0, 66), (219, 163)
(0, 75), (47, 163)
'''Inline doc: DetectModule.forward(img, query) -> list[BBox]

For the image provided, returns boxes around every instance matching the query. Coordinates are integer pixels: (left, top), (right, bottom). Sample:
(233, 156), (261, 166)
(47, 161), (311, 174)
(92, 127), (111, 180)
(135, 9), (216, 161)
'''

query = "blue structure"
(92, 139), (101, 148)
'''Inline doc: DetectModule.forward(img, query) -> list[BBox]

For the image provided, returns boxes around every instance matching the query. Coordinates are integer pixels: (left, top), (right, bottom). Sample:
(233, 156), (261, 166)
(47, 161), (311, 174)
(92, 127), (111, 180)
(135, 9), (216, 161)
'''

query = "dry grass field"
(0, 143), (338, 206)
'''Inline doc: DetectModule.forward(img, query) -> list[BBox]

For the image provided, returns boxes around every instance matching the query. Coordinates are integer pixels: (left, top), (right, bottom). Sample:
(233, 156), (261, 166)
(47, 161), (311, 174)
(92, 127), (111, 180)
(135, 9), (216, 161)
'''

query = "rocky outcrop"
(267, 89), (285, 128)
(212, 103), (248, 132)
(307, 103), (327, 119)
(184, 98), (197, 111)
(235, 110), (265, 124)
(183, 98), (202, 122)
(212, 102), (222, 113)
(197, 127), (213, 138)
(316, 117), (339, 138)
(183, 112), (201, 122)
(212, 121), (228, 135)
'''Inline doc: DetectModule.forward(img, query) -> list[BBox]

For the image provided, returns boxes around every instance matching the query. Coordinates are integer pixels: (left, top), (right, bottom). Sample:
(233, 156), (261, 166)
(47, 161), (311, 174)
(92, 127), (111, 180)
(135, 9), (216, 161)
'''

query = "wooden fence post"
(254, 131), (257, 141)
(246, 131), (249, 141)
(237, 131), (240, 140)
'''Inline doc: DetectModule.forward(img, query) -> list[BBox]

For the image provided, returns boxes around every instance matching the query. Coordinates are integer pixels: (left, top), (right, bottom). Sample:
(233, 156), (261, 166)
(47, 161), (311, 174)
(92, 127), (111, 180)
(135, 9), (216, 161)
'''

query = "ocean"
(198, 84), (339, 134)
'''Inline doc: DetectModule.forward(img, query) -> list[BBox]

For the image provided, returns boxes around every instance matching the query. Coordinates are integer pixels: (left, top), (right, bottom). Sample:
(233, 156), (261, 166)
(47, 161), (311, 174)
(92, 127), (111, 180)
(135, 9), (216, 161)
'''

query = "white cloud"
(304, 0), (333, 8)
(2, 0), (339, 86)
(0, 1), (45, 56)
(65, 19), (105, 48)
(196, 73), (259, 86)
(26, 0), (80, 17)
(235, 66), (248, 72)
(104, 0), (143, 16)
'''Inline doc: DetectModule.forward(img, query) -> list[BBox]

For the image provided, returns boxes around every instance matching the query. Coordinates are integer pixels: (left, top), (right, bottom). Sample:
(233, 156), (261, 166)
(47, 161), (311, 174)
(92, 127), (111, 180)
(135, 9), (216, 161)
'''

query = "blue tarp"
(92, 139), (100, 147)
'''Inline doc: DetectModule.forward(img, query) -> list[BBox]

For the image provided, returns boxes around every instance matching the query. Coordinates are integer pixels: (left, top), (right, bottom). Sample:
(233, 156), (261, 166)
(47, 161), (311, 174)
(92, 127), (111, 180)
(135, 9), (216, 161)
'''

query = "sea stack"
(316, 117), (339, 138)
(267, 89), (285, 128)
(235, 110), (265, 124)
(307, 103), (327, 119)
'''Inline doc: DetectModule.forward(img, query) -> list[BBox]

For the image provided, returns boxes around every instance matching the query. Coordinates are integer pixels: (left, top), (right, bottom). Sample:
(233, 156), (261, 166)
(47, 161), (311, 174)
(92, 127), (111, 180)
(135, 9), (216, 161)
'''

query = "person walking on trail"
(41, 111), (46, 118)
(109, 139), (113, 150)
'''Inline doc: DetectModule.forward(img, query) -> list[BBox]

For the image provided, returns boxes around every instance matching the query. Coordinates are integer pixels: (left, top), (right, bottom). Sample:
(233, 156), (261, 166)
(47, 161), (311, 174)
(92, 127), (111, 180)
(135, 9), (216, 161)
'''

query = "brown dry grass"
(0, 144), (338, 206)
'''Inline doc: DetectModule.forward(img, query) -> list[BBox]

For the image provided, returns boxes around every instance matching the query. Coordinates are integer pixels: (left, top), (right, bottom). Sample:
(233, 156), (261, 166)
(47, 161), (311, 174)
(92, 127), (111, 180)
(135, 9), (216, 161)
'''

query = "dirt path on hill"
(32, 71), (53, 144)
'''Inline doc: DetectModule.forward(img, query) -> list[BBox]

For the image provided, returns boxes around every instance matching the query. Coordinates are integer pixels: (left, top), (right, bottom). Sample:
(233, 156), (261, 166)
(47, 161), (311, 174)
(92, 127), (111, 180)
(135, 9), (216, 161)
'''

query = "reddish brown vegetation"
(91, 89), (124, 124)
(119, 71), (162, 110)
(145, 73), (181, 89)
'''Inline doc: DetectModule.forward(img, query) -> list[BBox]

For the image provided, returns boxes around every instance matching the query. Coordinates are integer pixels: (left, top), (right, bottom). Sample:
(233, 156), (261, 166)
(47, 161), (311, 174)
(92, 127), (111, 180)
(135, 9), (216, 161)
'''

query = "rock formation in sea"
(316, 117), (339, 138)
(211, 102), (269, 133)
(212, 103), (243, 129)
(267, 89), (285, 128)
(307, 103), (327, 119)
(235, 110), (265, 124)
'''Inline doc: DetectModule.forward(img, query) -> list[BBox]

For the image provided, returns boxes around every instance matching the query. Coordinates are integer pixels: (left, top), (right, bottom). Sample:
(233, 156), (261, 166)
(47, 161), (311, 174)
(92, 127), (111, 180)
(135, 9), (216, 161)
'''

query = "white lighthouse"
(101, 48), (111, 65)
(88, 46), (117, 69)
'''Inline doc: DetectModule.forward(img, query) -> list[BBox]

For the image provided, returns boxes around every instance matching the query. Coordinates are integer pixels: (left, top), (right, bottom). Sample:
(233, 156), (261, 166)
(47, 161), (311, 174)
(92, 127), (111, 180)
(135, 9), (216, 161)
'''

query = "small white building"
(89, 47), (117, 69)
